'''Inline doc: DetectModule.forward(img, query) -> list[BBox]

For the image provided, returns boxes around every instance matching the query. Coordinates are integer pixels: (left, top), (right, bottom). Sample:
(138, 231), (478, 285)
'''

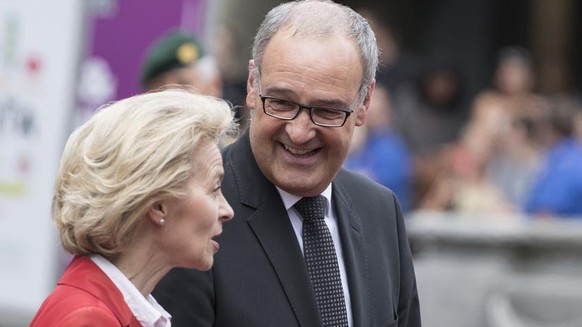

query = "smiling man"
(154, 1), (421, 326)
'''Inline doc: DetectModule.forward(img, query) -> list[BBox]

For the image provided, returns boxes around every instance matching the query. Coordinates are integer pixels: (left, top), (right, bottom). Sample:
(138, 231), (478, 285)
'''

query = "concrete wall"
(407, 212), (582, 327)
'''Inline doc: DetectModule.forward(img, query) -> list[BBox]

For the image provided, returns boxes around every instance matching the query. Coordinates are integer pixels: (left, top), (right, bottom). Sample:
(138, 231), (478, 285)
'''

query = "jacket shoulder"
(336, 168), (396, 197)
(30, 285), (121, 326)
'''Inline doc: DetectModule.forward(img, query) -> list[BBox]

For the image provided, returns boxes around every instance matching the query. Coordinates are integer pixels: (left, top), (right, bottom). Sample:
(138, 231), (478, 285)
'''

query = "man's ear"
(355, 79), (376, 126)
(246, 60), (257, 110)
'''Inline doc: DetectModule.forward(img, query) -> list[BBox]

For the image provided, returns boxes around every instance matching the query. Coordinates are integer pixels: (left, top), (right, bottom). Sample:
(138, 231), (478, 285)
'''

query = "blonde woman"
(30, 89), (235, 326)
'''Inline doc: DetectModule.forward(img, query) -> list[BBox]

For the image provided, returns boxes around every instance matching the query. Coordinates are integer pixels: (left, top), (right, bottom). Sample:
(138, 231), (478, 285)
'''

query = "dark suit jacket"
(154, 131), (421, 327)
(30, 256), (141, 327)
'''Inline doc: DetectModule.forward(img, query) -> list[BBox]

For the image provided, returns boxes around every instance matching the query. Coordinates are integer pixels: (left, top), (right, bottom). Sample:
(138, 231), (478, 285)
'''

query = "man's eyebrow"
(262, 85), (296, 97)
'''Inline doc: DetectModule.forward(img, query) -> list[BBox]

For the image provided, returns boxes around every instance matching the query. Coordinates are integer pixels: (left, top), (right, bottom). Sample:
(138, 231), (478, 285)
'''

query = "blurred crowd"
(139, 8), (582, 221)
(344, 11), (582, 220)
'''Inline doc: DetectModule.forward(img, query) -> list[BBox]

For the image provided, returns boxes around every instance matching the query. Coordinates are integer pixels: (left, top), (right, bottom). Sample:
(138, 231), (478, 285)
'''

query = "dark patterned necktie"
(294, 196), (349, 327)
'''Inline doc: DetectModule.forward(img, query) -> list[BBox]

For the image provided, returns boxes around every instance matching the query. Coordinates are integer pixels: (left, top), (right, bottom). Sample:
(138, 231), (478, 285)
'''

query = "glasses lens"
(264, 98), (298, 119)
(312, 108), (346, 127)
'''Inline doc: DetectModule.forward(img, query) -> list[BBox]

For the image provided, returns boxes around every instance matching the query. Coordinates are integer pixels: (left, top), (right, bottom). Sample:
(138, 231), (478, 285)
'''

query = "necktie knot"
(294, 196), (327, 222)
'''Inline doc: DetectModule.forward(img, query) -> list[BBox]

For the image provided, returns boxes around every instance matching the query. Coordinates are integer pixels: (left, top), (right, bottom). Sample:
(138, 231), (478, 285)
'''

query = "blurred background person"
(458, 47), (547, 211)
(356, 7), (420, 96)
(391, 58), (469, 210)
(139, 30), (223, 98)
(524, 98), (582, 218)
(465, 47), (545, 155)
(393, 58), (468, 158)
(415, 47), (546, 214)
(30, 90), (235, 326)
(421, 127), (517, 216)
(345, 83), (413, 212)
(140, 29), (240, 145)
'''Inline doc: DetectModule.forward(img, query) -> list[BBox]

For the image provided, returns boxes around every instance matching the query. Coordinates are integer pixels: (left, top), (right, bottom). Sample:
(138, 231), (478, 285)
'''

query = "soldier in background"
(139, 30), (223, 98)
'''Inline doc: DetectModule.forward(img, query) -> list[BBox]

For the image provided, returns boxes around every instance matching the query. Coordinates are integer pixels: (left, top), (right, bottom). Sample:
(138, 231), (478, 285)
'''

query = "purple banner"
(80, 0), (206, 108)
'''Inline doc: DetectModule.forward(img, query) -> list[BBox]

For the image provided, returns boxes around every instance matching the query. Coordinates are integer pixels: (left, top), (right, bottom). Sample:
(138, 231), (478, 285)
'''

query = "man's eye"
(269, 99), (295, 111)
(314, 108), (344, 119)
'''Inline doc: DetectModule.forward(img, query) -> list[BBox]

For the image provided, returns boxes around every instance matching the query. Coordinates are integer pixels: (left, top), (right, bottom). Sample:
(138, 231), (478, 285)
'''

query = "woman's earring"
(159, 218), (165, 226)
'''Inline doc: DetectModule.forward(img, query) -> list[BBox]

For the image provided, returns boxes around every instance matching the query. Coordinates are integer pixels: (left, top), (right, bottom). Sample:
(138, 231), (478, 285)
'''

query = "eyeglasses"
(259, 95), (354, 127)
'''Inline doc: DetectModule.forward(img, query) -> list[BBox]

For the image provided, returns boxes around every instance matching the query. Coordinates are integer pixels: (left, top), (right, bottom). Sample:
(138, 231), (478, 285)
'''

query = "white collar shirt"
(90, 254), (172, 327)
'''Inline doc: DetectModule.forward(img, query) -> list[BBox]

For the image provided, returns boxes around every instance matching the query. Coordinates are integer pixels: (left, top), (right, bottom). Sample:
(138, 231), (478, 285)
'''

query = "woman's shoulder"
(30, 284), (121, 326)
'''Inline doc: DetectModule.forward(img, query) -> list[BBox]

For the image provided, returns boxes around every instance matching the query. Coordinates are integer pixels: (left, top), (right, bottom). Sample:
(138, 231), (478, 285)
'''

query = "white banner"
(0, 0), (85, 322)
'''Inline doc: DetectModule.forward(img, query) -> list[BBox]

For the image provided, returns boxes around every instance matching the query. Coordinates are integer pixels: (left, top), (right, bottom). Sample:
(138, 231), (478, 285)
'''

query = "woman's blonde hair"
(52, 89), (236, 257)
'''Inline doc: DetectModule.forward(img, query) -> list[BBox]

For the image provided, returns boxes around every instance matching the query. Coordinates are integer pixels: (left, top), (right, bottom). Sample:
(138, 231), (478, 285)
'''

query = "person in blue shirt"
(524, 99), (582, 218)
(345, 83), (413, 211)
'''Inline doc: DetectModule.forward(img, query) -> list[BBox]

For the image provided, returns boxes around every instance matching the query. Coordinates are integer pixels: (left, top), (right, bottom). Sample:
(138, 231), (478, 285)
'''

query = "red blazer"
(30, 255), (142, 327)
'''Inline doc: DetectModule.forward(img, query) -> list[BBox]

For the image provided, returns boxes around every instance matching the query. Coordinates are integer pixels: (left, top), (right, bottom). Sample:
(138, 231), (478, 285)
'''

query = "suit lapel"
(332, 172), (371, 327)
(248, 198), (321, 326)
(226, 131), (321, 326)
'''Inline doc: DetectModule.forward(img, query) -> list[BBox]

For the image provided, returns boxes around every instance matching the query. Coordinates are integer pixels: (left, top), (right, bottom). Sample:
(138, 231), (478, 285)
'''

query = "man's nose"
(286, 108), (316, 143)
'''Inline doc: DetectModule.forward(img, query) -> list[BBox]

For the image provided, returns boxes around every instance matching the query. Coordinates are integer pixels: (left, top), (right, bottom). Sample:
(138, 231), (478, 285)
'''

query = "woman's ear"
(148, 201), (167, 225)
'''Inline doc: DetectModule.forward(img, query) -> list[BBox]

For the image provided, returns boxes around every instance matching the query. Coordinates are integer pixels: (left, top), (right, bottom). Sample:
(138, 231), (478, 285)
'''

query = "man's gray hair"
(251, 0), (378, 102)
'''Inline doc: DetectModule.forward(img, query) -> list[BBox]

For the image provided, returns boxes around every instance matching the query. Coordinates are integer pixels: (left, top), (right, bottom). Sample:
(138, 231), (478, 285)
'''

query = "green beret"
(140, 30), (206, 88)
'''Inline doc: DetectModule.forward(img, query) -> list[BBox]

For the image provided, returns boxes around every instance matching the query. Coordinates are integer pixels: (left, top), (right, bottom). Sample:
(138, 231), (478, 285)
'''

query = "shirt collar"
(277, 184), (333, 215)
(90, 254), (172, 327)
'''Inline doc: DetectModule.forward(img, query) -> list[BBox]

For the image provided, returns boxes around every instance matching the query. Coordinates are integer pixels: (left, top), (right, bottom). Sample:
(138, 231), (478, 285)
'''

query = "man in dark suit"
(154, 1), (421, 326)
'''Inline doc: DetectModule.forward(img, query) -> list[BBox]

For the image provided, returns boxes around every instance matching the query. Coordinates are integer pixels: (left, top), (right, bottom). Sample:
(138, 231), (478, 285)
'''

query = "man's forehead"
(262, 32), (362, 75)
